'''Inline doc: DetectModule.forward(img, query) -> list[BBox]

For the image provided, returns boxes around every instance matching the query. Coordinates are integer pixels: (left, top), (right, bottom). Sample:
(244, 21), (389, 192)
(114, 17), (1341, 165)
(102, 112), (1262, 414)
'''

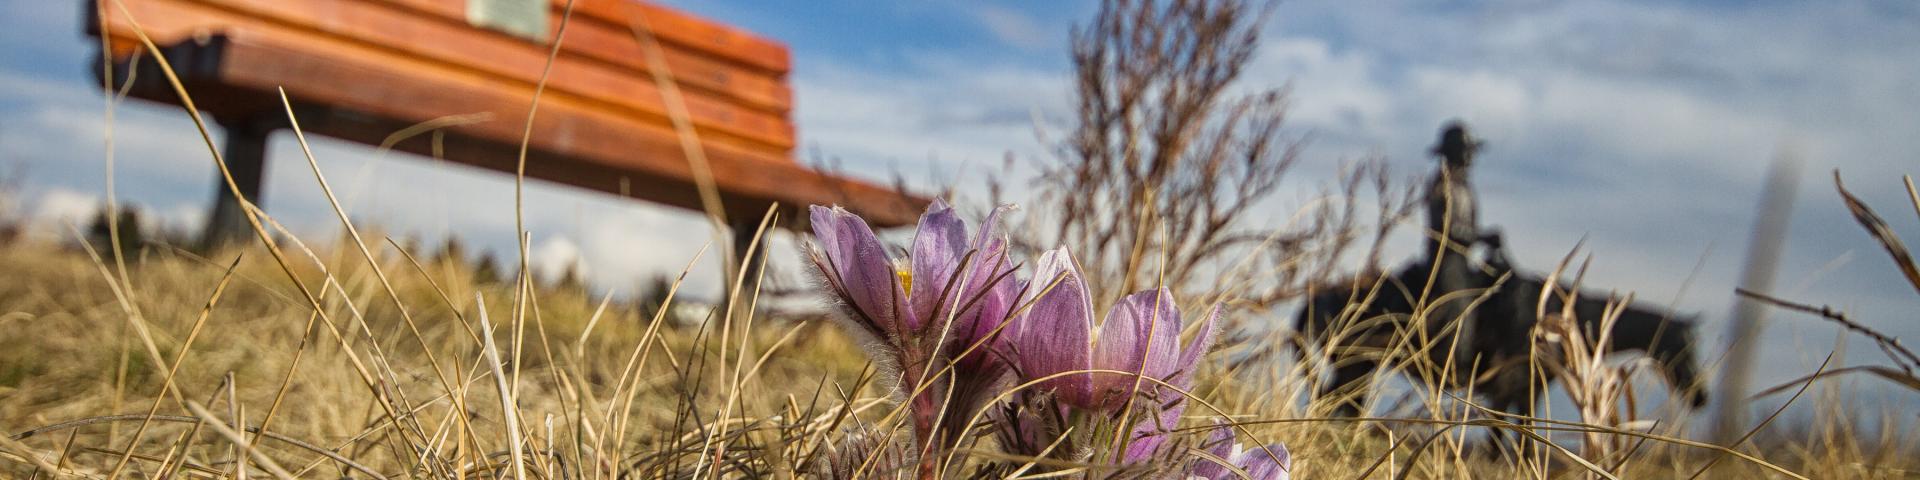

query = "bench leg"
(200, 119), (272, 249)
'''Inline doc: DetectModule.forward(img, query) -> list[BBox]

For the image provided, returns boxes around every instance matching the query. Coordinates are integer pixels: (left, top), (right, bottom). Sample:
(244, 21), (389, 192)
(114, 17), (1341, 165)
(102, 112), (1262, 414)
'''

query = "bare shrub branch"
(1026, 0), (1413, 310)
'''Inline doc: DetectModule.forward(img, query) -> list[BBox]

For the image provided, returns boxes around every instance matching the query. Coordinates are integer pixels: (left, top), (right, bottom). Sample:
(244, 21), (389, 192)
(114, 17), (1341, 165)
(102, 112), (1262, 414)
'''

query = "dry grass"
(0, 242), (875, 478)
(0, 238), (1912, 478)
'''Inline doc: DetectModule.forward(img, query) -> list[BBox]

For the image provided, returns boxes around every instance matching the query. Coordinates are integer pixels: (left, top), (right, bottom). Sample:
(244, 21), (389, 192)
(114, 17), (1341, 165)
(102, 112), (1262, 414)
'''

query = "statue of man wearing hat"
(1424, 120), (1501, 372)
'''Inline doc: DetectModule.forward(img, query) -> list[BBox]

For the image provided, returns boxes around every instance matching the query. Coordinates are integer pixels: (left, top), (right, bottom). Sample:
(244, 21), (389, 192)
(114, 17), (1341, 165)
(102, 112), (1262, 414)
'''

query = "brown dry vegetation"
(0, 237), (1912, 478)
(0, 242), (877, 478)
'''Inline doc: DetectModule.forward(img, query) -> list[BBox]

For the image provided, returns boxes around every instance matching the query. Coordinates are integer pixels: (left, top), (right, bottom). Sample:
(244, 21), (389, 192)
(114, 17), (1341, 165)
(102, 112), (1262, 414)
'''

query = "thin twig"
(1735, 288), (1919, 370)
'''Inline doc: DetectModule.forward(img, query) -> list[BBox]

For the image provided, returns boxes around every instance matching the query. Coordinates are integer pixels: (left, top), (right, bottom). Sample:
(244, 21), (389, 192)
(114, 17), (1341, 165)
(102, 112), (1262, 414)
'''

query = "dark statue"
(1290, 121), (1709, 451)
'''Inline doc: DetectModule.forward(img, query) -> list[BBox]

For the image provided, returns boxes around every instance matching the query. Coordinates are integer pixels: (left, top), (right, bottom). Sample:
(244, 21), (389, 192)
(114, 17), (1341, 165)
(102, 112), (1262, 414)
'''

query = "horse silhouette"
(1291, 252), (1709, 421)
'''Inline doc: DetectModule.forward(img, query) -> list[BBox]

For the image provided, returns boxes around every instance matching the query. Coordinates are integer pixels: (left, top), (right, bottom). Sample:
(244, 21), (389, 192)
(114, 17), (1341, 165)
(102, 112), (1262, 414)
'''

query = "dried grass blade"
(1753, 365), (1920, 398)
(1834, 171), (1920, 296)
(183, 401), (296, 480)
(476, 293), (527, 480)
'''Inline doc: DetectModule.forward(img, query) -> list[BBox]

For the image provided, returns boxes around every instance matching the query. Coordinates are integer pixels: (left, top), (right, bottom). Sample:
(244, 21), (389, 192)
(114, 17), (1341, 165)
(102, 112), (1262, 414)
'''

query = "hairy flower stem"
(903, 361), (945, 479)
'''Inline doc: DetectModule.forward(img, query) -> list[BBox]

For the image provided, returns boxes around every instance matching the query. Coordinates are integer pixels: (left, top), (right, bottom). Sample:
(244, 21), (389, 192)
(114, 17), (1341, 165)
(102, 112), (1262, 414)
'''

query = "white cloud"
(791, 58), (1067, 191)
(158, 201), (205, 233)
(19, 186), (209, 244)
(1404, 69), (1530, 137)
(971, 5), (1052, 50)
(570, 205), (726, 295)
(29, 187), (98, 228)
(1250, 38), (1394, 135)
(530, 234), (584, 284)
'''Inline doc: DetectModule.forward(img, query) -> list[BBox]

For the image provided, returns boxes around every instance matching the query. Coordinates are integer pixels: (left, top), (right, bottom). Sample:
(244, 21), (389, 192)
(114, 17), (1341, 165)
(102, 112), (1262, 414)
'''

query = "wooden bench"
(86, 0), (929, 252)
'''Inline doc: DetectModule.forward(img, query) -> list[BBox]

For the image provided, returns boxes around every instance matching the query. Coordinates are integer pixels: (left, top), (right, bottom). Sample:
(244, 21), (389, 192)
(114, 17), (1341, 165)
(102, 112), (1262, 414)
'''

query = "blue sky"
(4, 0), (1920, 427)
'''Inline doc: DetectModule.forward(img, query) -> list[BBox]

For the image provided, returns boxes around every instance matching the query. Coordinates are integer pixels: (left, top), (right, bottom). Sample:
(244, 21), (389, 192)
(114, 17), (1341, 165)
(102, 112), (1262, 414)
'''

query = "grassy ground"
(0, 240), (875, 478)
(0, 239), (1912, 479)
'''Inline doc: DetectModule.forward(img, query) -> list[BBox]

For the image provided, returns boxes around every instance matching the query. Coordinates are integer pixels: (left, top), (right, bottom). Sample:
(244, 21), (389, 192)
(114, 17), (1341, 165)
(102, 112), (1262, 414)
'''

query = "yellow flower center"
(897, 266), (913, 296)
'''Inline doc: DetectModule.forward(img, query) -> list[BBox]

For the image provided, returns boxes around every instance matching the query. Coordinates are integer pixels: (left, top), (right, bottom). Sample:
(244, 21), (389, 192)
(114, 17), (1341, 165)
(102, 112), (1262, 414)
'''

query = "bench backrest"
(90, 0), (925, 227)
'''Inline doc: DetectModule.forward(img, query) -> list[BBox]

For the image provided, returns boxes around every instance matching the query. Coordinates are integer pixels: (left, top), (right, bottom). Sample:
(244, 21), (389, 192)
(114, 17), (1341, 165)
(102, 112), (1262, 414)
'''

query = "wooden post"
(200, 117), (273, 249)
(1711, 153), (1800, 444)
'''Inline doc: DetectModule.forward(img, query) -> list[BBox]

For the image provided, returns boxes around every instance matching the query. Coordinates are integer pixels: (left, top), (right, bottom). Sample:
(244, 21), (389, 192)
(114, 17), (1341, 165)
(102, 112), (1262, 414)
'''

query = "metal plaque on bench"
(467, 0), (549, 41)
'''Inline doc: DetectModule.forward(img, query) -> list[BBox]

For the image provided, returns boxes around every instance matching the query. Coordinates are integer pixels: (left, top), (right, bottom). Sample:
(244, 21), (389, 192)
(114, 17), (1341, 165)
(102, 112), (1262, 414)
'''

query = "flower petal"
(1119, 399), (1186, 464)
(1192, 425), (1289, 480)
(1090, 289), (1182, 409)
(1189, 425), (1239, 478)
(908, 200), (968, 333)
(950, 233), (1019, 372)
(1013, 247), (1095, 406)
(1138, 289), (1186, 380)
(809, 205), (908, 338)
(1171, 304), (1222, 390)
(958, 205), (1018, 343)
(921, 204), (1021, 377)
(1234, 443), (1291, 480)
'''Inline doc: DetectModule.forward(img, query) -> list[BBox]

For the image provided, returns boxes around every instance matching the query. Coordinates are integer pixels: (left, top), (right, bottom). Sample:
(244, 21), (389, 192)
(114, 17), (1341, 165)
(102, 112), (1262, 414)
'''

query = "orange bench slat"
(549, 0), (790, 73)
(101, 0), (795, 153)
(113, 31), (920, 226)
(374, 0), (793, 111)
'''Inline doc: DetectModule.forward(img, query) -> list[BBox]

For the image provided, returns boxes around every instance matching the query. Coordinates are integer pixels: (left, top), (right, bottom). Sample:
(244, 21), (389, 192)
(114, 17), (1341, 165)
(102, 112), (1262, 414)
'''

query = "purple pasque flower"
(808, 204), (909, 339)
(1006, 247), (1218, 413)
(1190, 425), (1291, 480)
(807, 201), (1019, 361)
(919, 205), (1021, 377)
(807, 201), (1022, 472)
